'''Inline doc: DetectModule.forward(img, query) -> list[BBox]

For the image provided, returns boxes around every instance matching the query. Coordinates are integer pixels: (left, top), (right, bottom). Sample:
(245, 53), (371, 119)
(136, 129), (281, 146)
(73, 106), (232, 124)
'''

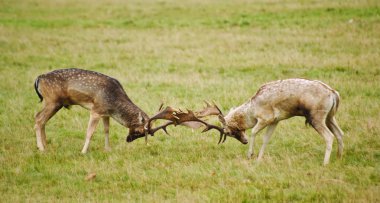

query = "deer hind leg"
(35, 102), (62, 151)
(257, 123), (278, 161)
(81, 111), (101, 154)
(327, 116), (344, 159)
(103, 116), (110, 151)
(311, 114), (335, 166)
(247, 120), (268, 159)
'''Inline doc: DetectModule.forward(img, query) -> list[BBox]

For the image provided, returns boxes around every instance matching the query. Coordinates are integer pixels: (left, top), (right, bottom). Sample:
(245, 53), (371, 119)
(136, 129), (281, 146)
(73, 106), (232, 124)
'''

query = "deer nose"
(126, 136), (134, 142)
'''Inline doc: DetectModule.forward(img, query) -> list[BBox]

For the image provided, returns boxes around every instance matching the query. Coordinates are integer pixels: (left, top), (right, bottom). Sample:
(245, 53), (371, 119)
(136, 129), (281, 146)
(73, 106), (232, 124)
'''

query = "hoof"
(247, 152), (254, 159)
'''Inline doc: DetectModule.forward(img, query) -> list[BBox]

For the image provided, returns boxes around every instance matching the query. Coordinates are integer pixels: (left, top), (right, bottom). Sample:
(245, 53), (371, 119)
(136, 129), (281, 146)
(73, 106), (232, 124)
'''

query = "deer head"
(195, 101), (248, 144)
(126, 111), (149, 142)
(126, 104), (182, 143)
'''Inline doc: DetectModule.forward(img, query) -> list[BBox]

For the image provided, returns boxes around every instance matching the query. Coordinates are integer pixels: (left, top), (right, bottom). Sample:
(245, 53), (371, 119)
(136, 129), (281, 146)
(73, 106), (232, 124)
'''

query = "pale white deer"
(193, 78), (344, 165)
(34, 68), (180, 153)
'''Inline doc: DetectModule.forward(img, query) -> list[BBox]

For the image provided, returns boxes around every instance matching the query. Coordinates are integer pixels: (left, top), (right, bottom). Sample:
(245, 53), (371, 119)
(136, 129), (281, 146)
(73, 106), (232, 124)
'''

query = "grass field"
(1, 0), (380, 202)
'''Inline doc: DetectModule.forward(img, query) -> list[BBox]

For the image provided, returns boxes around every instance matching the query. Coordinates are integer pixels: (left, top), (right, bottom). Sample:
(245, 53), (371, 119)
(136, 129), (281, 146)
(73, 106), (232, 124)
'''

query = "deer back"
(251, 79), (338, 117)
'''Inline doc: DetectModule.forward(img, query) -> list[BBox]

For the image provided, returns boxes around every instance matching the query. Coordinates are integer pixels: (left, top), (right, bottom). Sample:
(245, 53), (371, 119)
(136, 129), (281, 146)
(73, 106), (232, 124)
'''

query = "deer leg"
(312, 119), (335, 166)
(103, 116), (110, 151)
(81, 112), (101, 154)
(257, 123), (278, 161)
(40, 126), (47, 147)
(247, 120), (267, 159)
(327, 117), (344, 159)
(35, 103), (62, 151)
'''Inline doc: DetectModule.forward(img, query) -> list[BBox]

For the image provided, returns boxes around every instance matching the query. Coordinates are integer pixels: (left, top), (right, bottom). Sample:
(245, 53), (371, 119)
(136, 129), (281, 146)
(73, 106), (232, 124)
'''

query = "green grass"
(1, 0), (379, 202)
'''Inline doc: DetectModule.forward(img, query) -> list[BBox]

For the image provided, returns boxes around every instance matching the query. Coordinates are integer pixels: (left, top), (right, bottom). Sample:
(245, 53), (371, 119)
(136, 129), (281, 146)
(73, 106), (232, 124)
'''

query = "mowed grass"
(1, 0), (379, 201)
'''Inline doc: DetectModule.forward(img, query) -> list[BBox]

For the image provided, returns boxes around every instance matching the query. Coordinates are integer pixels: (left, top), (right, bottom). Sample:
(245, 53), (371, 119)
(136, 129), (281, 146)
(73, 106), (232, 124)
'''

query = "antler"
(145, 102), (228, 144)
(191, 101), (229, 143)
(146, 106), (180, 136)
(195, 101), (227, 126)
(175, 109), (227, 144)
(149, 121), (175, 135)
(195, 101), (223, 118)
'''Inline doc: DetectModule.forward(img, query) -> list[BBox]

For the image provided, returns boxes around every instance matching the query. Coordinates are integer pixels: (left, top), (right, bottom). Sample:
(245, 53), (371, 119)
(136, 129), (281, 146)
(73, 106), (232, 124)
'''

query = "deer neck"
(111, 99), (148, 128)
(225, 101), (256, 130)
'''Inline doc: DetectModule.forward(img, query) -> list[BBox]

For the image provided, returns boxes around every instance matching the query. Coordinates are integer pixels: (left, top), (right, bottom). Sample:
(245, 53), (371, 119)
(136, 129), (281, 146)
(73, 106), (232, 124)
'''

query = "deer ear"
(138, 112), (144, 124)
(223, 127), (230, 134)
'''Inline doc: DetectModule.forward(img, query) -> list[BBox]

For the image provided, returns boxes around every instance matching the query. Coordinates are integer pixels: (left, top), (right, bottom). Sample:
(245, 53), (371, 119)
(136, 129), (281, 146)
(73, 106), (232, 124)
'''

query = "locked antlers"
(146, 101), (228, 144)
(145, 105), (180, 135)
(178, 109), (225, 141)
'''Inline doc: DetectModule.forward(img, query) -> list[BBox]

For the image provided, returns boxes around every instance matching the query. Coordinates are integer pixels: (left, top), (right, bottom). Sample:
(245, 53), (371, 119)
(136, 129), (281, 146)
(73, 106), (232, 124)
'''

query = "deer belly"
(67, 89), (95, 110)
(79, 102), (94, 110)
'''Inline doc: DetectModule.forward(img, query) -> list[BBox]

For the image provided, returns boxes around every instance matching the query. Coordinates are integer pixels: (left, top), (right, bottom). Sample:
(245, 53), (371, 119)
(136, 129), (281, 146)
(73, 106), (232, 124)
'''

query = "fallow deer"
(34, 68), (179, 153)
(191, 79), (344, 165)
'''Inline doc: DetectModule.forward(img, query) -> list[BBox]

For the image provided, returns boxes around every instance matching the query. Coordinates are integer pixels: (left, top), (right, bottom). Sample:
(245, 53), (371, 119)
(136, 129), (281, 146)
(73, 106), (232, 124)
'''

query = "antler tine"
(204, 100), (212, 107)
(186, 108), (193, 114)
(149, 121), (174, 136)
(212, 100), (223, 115)
(201, 123), (225, 144)
(222, 133), (227, 143)
(158, 103), (164, 111)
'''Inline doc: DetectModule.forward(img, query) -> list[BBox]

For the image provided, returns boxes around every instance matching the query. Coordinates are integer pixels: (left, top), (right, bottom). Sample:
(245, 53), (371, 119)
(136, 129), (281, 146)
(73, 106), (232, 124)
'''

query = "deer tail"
(34, 77), (43, 102)
(330, 90), (340, 116)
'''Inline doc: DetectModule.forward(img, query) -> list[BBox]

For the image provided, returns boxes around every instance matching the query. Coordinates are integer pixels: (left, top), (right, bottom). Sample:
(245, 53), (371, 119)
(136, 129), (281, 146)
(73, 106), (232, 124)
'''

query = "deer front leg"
(81, 112), (101, 154)
(257, 123), (277, 161)
(103, 117), (111, 151)
(247, 120), (267, 159)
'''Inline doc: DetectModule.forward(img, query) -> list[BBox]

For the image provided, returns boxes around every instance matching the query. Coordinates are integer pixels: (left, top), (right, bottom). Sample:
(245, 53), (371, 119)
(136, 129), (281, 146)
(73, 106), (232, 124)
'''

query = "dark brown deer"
(191, 79), (344, 165)
(34, 68), (179, 153)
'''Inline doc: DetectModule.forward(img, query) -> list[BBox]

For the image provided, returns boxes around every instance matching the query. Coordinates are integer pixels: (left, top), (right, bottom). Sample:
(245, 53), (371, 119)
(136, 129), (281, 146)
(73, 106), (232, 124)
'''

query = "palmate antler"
(195, 101), (222, 117)
(193, 101), (228, 143)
